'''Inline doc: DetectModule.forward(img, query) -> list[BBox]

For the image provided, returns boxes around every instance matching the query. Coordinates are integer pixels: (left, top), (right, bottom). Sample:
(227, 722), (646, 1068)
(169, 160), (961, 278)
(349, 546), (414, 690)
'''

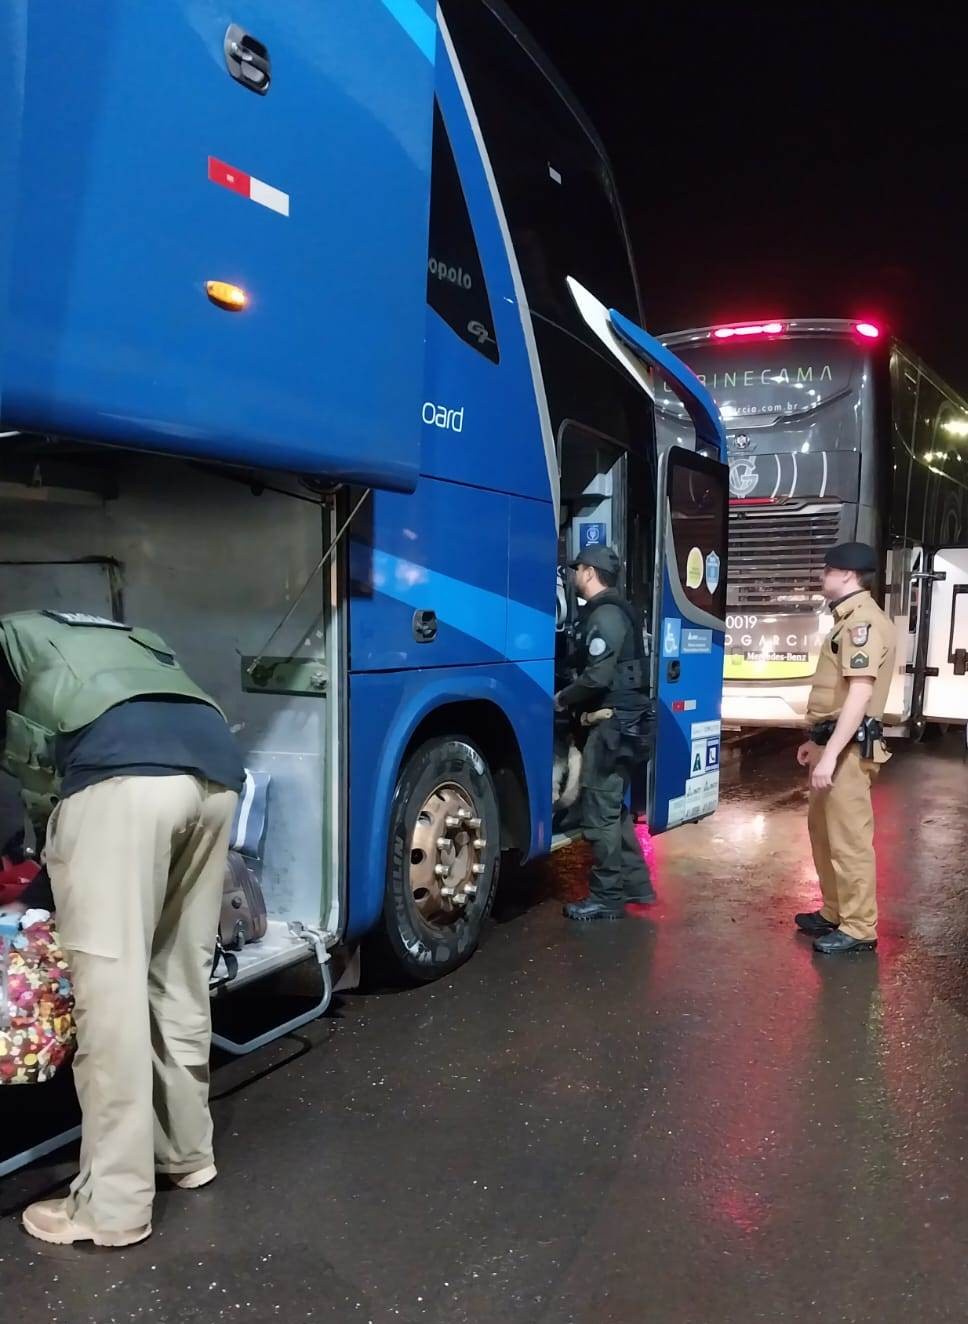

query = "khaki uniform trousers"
(45, 774), (237, 1234)
(807, 746), (879, 942)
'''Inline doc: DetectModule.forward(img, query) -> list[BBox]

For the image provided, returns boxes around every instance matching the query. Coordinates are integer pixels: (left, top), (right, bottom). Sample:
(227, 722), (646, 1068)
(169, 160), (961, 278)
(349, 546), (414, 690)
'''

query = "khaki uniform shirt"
(807, 590), (896, 724)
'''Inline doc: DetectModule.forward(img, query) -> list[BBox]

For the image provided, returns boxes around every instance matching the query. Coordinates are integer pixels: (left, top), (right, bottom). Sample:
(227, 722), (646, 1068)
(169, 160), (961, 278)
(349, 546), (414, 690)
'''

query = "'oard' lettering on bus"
(422, 400), (465, 432)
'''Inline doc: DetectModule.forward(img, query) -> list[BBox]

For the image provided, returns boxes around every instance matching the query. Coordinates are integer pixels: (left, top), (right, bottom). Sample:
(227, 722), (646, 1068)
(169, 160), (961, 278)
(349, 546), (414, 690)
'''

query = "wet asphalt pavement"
(1, 733), (968, 1323)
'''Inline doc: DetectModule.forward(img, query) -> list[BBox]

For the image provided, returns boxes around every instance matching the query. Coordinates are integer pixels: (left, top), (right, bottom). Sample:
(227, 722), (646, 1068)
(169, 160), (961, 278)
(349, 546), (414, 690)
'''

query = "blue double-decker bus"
(0, 0), (727, 1140)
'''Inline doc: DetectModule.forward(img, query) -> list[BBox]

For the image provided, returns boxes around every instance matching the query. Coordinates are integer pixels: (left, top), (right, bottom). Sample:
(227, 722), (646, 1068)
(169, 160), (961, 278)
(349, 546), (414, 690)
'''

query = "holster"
(594, 702), (656, 773)
(858, 717), (883, 760)
(810, 716), (883, 759)
(809, 720), (836, 745)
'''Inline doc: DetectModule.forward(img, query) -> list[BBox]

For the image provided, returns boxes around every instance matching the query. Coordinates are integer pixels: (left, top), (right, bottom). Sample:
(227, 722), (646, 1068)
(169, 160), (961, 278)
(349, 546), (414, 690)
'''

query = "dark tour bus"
(655, 319), (968, 738)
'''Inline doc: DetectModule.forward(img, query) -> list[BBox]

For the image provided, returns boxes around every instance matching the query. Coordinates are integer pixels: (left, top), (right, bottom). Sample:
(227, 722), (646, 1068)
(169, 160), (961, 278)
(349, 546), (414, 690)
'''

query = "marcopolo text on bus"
(427, 257), (473, 290)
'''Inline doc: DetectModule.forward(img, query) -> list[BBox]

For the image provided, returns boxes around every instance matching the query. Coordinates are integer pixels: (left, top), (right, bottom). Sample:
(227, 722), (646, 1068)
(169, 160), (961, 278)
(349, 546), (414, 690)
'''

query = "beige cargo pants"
(45, 775), (237, 1234)
(807, 746), (879, 941)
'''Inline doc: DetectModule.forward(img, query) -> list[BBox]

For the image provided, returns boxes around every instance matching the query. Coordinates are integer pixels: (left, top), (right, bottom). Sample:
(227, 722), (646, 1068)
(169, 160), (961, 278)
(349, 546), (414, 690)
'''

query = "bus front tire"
(377, 736), (501, 984)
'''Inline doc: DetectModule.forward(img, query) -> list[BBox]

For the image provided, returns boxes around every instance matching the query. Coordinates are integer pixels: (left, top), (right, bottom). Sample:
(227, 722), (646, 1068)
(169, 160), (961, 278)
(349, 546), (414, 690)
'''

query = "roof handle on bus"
(224, 24), (272, 95)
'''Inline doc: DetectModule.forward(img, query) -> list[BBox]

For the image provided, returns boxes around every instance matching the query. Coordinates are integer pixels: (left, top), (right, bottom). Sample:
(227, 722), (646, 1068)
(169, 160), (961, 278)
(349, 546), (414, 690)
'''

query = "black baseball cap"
(570, 545), (621, 576)
(824, 541), (877, 572)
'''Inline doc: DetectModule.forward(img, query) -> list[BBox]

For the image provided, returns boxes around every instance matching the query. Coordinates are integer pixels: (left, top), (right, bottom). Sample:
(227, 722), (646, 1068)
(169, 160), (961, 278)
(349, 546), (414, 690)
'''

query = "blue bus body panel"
(350, 485), (556, 672)
(651, 562), (726, 832)
(349, 480), (512, 671)
(0, 1), (434, 489)
(343, 35), (558, 940)
(507, 497), (558, 660)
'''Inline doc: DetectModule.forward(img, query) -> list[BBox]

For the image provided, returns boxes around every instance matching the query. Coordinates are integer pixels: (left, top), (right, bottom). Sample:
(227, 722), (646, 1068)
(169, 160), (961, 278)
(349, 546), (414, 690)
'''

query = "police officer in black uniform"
(556, 545), (657, 920)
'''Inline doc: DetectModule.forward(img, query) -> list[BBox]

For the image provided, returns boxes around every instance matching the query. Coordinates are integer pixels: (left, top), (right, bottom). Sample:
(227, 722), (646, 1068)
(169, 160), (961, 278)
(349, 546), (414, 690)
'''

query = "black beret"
(824, 542), (877, 572)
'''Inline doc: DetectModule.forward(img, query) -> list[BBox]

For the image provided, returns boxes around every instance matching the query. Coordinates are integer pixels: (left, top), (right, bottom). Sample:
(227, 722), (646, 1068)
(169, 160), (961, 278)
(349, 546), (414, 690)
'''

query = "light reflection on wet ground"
(1, 733), (966, 1323)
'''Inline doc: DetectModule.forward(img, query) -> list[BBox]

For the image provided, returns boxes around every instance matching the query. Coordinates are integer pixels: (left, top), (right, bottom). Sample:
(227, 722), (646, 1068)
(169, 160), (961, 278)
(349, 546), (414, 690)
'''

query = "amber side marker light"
(206, 280), (248, 311)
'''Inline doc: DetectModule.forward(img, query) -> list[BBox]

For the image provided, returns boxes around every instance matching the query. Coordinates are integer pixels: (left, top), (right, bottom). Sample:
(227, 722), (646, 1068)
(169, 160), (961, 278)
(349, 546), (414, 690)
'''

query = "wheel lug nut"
(474, 838), (487, 850)
(441, 887), (455, 898)
(472, 863), (485, 876)
(467, 817), (482, 830)
(464, 885), (478, 897)
(434, 864), (450, 878)
(458, 809), (471, 821)
(436, 837), (449, 850)
(445, 816), (460, 829)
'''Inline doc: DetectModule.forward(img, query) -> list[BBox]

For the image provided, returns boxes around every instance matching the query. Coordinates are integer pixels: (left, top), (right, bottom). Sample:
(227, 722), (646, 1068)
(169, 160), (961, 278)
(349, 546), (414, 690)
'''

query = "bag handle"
(210, 938), (239, 990)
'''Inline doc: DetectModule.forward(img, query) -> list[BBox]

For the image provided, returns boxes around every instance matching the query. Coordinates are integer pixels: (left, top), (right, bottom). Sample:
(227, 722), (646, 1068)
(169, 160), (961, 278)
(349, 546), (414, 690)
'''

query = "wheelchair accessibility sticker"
(662, 618), (681, 657)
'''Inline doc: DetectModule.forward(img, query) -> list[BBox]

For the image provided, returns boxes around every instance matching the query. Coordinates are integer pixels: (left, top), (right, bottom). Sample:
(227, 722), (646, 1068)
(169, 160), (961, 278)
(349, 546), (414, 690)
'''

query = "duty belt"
(810, 717), (884, 759)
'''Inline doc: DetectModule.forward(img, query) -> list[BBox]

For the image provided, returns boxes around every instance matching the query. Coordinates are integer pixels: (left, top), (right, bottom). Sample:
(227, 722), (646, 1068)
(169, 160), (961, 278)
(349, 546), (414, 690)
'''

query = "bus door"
(920, 548), (968, 730)
(648, 447), (730, 829)
(603, 309), (730, 832)
(563, 283), (729, 831)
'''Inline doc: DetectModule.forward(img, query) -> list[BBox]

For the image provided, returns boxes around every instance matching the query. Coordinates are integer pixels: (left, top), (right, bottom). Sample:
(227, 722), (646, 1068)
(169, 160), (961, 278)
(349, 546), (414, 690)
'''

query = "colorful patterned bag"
(0, 916), (75, 1085)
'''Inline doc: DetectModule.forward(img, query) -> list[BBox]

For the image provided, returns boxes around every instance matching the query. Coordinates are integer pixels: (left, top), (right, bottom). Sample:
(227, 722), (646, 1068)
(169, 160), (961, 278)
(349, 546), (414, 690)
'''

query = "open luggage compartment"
(0, 447), (346, 1173)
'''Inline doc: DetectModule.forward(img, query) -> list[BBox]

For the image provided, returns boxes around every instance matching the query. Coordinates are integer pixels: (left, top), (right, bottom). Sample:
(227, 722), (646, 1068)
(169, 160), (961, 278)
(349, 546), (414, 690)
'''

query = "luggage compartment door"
(0, 1), (435, 489)
(922, 548), (968, 723)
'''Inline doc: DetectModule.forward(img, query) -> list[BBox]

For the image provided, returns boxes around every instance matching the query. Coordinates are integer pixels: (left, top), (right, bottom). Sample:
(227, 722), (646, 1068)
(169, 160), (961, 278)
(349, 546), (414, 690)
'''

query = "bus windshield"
(655, 335), (876, 683)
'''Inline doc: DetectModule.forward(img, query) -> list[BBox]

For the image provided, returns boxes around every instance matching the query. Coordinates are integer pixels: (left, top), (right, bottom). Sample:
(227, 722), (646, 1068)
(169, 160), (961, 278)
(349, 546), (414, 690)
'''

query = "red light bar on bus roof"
(854, 321), (881, 339)
(712, 321), (785, 339)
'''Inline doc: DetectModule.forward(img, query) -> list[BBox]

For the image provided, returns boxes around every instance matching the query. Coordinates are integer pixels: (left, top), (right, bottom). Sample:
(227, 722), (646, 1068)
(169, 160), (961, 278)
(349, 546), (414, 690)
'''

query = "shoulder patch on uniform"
(850, 651), (870, 669)
(588, 636), (608, 657)
(850, 624), (870, 646)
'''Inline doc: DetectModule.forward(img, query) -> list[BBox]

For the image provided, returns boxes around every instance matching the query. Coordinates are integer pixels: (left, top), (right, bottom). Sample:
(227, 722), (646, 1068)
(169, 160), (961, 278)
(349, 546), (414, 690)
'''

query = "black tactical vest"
(578, 591), (649, 709)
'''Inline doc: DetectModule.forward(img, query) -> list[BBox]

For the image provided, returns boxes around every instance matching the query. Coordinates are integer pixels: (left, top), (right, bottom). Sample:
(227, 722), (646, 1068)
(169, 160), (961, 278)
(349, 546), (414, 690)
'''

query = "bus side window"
(426, 101), (500, 364)
(441, 1), (640, 342)
(890, 351), (920, 543)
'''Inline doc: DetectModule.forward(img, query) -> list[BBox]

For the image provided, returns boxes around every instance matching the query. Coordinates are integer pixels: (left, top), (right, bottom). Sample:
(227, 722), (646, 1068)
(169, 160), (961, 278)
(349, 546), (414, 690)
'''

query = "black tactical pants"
(579, 724), (652, 905)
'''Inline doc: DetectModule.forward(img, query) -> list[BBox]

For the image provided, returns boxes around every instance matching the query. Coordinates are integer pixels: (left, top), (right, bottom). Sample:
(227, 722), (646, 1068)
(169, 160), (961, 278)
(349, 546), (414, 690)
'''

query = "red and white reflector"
(854, 321), (881, 339)
(713, 321), (785, 340)
(208, 157), (290, 217)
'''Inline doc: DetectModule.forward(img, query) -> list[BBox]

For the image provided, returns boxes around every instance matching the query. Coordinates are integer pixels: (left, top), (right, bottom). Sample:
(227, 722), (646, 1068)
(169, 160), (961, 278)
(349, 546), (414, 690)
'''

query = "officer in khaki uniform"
(794, 544), (895, 954)
(0, 610), (243, 1246)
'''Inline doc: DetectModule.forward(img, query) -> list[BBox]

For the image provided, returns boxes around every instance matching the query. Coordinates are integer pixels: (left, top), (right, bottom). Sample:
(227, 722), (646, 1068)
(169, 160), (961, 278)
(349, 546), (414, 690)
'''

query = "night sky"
(507, 2), (968, 393)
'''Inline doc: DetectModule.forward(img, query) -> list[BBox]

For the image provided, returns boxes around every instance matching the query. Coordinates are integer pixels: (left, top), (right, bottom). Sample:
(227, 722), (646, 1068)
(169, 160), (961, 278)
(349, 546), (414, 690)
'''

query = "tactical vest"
(578, 591), (649, 709)
(0, 611), (222, 799)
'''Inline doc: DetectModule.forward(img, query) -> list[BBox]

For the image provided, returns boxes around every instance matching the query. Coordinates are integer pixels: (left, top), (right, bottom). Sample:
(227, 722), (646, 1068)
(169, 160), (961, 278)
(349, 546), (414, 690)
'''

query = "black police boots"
(813, 930), (877, 955)
(563, 897), (625, 922)
(795, 910), (838, 936)
(626, 888), (658, 907)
